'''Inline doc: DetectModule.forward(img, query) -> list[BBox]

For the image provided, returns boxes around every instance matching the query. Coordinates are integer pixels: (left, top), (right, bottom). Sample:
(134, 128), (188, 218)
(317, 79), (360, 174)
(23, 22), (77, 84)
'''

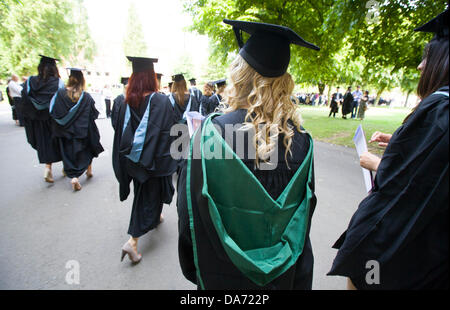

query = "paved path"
(0, 103), (367, 290)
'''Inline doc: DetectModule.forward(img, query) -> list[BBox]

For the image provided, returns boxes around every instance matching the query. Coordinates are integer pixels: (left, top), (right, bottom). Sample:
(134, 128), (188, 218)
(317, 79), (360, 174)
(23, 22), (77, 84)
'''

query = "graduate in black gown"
(111, 77), (129, 129)
(112, 57), (177, 264)
(341, 86), (354, 119)
(177, 19), (320, 289)
(205, 79), (226, 115)
(199, 82), (214, 116)
(188, 78), (203, 104)
(50, 68), (104, 191)
(328, 9), (449, 290)
(21, 55), (63, 183)
(171, 73), (200, 123)
(328, 87), (342, 117)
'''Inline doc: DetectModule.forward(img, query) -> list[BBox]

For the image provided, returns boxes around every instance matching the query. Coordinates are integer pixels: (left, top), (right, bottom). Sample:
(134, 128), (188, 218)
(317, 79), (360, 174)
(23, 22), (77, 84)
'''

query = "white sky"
(84, 0), (210, 84)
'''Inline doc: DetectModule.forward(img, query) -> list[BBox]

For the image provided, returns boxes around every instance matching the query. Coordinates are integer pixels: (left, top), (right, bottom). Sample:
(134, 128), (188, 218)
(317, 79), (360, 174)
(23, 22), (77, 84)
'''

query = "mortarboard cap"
(66, 67), (85, 76)
(414, 9), (449, 40)
(127, 56), (158, 73)
(121, 77), (129, 85)
(39, 55), (60, 64)
(172, 73), (185, 82)
(189, 78), (196, 82)
(223, 19), (319, 77)
(213, 79), (227, 87)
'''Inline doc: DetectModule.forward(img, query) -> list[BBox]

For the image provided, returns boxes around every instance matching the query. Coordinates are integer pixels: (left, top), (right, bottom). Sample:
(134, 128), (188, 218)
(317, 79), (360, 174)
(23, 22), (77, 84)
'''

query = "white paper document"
(185, 111), (205, 137)
(353, 125), (374, 193)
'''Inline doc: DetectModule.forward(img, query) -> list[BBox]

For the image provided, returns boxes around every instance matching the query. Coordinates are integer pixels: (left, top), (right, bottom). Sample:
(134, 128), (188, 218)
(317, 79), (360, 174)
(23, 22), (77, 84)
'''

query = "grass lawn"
(299, 105), (411, 155)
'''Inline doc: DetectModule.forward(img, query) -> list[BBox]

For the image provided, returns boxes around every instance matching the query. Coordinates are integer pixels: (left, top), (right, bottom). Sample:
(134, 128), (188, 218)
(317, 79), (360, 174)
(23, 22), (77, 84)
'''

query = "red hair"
(126, 69), (158, 108)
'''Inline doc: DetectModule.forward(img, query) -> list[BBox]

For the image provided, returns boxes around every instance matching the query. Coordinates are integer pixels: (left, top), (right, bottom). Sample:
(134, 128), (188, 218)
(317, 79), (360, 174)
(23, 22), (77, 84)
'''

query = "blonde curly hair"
(223, 55), (303, 167)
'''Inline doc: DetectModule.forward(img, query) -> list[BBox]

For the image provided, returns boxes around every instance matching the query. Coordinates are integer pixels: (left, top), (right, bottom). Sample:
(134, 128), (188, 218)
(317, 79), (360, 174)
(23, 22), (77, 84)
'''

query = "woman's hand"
(360, 151), (381, 172)
(369, 131), (392, 147)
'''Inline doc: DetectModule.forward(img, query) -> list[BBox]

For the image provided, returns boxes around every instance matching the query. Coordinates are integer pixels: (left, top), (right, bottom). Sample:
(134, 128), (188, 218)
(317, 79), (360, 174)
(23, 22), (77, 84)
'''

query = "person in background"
(328, 9), (449, 290)
(189, 78), (203, 104)
(50, 68), (104, 191)
(21, 55), (64, 183)
(199, 82), (214, 116)
(328, 87), (342, 118)
(111, 77), (129, 129)
(172, 73), (199, 123)
(357, 91), (369, 120)
(102, 84), (113, 118)
(342, 86), (354, 119)
(112, 56), (176, 264)
(206, 79), (226, 114)
(8, 74), (24, 126)
(156, 73), (163, 91)
(351, 85), (363, 119)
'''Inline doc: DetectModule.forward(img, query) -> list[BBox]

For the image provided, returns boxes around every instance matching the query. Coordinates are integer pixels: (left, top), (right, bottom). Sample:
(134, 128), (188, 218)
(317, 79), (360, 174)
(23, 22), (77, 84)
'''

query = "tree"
(183, 0), (448, 100)
(123, 2), (148, 58)
(0, 0), (96, 79)
(331, 0), (448, 104)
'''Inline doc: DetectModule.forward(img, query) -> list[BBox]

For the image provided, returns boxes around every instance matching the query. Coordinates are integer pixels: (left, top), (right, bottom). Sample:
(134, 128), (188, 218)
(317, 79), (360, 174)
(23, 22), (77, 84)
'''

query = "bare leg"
(347, 278), (357, 290)
(86, 164), (93, 178)
(128, 237), (139, 254)
(44, 163), (54, 183)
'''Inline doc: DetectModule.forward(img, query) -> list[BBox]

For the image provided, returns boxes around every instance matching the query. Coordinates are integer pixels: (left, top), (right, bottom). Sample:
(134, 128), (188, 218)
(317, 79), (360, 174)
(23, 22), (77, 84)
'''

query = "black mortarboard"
(189, 78), (196, 82)
(39, 55), (60, 64)
(213, 79), (227, 87)
(172, 73), (185, 82)
(414, 9), (449, 40)
(66, 67), (85, 76)
(157, 73), (163, 79)
(223, 19), (320, 77)
(121, 77), (129, 85)
(126, 56), (158, 73)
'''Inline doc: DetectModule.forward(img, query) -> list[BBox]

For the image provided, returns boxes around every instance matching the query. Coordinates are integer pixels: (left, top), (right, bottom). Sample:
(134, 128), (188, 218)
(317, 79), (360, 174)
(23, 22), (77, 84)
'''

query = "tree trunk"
(326, 82), (334, 106)
(403, 90), (411, 108)
(318, 83), (325, 95)
(375, 86), (386, 106)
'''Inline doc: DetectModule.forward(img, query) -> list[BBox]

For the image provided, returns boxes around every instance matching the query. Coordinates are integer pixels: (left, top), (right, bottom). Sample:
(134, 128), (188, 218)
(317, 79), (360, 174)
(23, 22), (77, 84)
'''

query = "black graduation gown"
(111, 93), (125, 130)
(112, 93), (177, 238)
(330, 93), (341, 113)
(199, 95), (211, 116)
(21, 76), (62, 164)
(173, 93), (201, 123)
(342, 92), (354, 115)
(50, 89), (104, 178)
(205, 94), (222, 115)
(190, 87), (203, 104)
(328, 86), (449, 289)
(177, 109), (317, 289)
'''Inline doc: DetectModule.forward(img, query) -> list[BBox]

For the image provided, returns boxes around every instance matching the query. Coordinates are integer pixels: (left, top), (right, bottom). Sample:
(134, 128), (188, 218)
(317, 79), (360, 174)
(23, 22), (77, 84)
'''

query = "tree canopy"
(0, 0), (95, 79)
(184, 0), (448, 100)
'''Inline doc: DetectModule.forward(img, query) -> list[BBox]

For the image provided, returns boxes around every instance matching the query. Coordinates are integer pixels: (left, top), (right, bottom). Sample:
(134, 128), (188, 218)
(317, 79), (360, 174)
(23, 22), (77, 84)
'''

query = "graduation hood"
(187, 114), (315, 286)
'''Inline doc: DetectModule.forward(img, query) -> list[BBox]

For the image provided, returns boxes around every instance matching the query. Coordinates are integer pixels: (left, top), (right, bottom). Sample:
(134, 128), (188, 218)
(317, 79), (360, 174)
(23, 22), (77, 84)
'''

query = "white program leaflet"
(353, 125), (374, 193)
(186, 111), (205, 137)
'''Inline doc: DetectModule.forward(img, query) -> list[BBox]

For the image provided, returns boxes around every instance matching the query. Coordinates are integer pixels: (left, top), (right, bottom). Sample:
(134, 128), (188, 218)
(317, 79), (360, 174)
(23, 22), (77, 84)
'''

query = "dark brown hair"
(404, 38), (449, 123)
(417, 38), (449, 99)
(38, 61), (60, 82)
